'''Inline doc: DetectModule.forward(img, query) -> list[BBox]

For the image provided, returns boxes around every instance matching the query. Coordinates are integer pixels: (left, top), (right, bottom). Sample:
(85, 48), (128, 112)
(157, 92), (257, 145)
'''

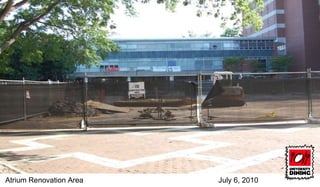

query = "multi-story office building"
(75, 38), (275, 78)
(243, 0), (320, 71)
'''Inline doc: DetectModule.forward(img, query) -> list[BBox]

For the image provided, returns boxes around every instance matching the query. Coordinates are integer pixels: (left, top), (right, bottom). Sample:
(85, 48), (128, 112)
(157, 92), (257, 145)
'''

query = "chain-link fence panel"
(0, 81), (24, 123)
(0, 79), (84, 130)
(199, 72), (309, 126)
(24, 84), (65, 117)
(2, 71), (316, 130)
(85, 77), (197, 127)
(310, 71), (320, 121)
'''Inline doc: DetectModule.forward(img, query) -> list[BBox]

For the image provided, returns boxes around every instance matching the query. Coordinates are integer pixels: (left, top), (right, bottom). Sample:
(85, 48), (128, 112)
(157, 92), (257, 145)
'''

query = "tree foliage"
(252, 60), (266, 72)
(0, 0), (119, 58)
(270, 55), (293, 72)
(1, 32), (78, 80)
(220, 27), (241, 37)
(223, 56), (245, 72)
(124, 0), (264, 30)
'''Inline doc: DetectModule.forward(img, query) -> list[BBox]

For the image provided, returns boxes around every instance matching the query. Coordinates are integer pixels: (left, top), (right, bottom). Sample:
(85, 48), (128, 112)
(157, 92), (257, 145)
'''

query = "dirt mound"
(49, 100), (96, 117)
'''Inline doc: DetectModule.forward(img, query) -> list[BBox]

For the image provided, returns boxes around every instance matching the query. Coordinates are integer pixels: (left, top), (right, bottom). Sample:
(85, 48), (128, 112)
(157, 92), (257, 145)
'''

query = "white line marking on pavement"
(25, 129), (233, 169)
(0, 135), (73, 153)
(2, 125), (312, 173)
(32, 142), (232, 169)
(186, 154), (237, 164)
(110, 127), (199, 136)
(119, 143), (231, 168)
(191, 149), (284, 174)
(0, 161), (26, 174)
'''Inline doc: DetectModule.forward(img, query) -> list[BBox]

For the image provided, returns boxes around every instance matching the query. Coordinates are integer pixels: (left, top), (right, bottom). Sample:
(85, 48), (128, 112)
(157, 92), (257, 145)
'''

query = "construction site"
(1, 71), (320, 129)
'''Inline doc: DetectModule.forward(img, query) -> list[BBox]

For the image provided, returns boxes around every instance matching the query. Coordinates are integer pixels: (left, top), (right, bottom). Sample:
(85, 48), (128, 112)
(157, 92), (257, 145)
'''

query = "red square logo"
(286, 145), (314, 179)
(288, 149), (311, 166)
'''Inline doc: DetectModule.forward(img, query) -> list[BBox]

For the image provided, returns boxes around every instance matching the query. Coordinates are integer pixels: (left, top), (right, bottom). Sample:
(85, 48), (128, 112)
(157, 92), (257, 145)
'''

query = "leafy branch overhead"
(0, 0), (119, 59)
(123, 0), (264, 30)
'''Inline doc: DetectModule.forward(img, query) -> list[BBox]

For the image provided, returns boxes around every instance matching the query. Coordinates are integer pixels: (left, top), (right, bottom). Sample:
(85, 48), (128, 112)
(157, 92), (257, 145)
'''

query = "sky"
(110, 2), (233, 39)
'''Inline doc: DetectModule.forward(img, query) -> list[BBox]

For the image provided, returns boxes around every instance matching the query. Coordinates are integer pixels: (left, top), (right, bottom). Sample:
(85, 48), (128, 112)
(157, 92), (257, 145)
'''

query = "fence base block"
(308, 116), (320, 124)
(80, 119), (87, 131)
(198, 118), (215, 128)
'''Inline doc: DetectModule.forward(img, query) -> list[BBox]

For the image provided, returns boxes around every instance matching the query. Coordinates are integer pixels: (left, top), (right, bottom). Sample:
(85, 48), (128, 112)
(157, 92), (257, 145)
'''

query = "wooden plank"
(87, 100), (130, 113)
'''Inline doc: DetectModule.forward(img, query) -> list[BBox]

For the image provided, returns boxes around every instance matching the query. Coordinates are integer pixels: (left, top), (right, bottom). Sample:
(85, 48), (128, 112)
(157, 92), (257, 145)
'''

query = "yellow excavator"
(202, 71), (245, 108)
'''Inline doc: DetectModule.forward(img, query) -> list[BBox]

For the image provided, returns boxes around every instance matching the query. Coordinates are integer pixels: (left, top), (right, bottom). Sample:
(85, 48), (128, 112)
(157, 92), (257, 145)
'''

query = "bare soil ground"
(0, 115), (82, 130)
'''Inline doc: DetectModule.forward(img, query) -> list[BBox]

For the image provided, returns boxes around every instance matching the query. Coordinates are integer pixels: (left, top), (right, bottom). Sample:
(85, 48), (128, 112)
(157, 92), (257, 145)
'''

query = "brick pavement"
(0, 123), (319, 174)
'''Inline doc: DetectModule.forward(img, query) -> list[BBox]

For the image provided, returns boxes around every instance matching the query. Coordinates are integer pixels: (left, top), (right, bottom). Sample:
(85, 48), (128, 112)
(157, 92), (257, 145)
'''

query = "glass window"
(248, 40), (257, 49)
(99, 65), (106, 72)
(266, 40), (274, 49)
(119, 44), (127, 50)
(210, 42), (222, 50)
(223, 41), (239, 50)
(126, 44), (137, 50)
(204, 60), (213, 69)
(257, 41), (265, 49)
(240, 40), (248, 49)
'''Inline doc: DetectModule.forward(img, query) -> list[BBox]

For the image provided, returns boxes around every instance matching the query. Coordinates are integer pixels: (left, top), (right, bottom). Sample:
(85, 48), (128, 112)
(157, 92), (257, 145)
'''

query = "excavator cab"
(202, 71), (245, 108)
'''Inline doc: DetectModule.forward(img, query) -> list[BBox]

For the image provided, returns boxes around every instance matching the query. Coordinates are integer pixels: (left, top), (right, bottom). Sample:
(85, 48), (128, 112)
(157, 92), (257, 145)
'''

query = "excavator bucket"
(202, 80), (245, 108)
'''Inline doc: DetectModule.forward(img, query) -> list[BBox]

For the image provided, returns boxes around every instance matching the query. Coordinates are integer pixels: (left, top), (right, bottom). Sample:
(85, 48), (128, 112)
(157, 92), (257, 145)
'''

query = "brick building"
(243, 0), (320, 71)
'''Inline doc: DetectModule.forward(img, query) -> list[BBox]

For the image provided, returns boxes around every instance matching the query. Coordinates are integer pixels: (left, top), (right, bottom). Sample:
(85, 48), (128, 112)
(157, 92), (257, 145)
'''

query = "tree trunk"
(0, 1), (61, 54)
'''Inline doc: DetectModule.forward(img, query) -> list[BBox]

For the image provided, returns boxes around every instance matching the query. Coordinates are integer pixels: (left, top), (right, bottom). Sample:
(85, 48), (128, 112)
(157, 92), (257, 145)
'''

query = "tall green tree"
(1, 32), (81, 80)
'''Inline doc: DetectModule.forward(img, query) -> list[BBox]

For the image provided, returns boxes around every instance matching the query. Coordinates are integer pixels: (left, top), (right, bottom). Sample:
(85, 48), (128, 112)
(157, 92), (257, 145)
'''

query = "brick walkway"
(0, 122), (319, 174)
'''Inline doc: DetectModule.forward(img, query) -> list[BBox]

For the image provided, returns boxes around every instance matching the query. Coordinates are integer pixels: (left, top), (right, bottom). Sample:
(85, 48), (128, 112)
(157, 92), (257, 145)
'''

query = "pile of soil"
(48, 100), (97, 117)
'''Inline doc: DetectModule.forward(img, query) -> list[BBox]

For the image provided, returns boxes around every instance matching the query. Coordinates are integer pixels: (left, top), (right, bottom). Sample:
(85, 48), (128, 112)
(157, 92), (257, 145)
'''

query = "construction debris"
(48, 100), (96, 117)
(136, 107), (175, 121)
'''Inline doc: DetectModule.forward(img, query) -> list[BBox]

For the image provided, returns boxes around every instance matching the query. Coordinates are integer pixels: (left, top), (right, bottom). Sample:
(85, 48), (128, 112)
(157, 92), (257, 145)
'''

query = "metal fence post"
(196, 73), (215, 128)
(23, 77), (27, 120)
(307, 68), (312, 118)
(48, 79), (52, 110)
(196, 73), (202, 126)
(81, 73), (88, 131)
(306, 68), (319, 124)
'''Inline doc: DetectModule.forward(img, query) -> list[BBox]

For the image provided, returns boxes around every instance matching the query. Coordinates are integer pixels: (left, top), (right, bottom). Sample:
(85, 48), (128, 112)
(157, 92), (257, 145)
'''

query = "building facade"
(243, 0), (320, 71)
(75, 38), (275, 78)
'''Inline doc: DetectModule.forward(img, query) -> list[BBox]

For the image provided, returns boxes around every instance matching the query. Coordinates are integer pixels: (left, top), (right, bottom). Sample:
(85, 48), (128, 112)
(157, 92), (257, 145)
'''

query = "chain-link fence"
(85, 76), (197, 127)
(0, 79), (84, 129)
(310, 71), (320, 122)
(1, 70), (320, 130)
(198, 71), (310, 127)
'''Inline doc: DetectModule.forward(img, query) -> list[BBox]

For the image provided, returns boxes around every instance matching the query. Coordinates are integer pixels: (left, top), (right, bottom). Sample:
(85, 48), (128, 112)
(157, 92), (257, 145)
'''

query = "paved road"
(0, 122), (319, 174)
